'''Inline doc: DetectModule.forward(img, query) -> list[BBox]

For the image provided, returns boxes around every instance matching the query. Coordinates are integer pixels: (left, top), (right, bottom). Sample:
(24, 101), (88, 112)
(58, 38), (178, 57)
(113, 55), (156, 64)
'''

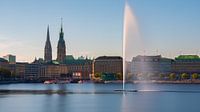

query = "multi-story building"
(15, 62), (28, 79)
(94, 56), (123, 75)
(64, 55), (92, 80)
(25, 63), (41, 80)
(40, 63), (68, 80)
(0, 58), (9, 69)
(131, 55), (172, 75)
(172, 55), (200, 74)
(7, 62), (28, 79)
(3, 54), (16, 64)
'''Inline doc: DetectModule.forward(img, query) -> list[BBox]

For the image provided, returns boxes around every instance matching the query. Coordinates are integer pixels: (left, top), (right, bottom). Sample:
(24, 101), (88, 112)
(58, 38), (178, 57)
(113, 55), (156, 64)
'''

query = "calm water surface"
(0, 83), (200, 112)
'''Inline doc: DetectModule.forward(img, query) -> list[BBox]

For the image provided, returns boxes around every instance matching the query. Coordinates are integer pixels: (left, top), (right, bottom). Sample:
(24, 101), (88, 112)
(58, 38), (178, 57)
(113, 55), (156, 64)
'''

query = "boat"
(44, 80), (56, 84)
(44, 80), (70, 84)
(56, 80), (70, 84)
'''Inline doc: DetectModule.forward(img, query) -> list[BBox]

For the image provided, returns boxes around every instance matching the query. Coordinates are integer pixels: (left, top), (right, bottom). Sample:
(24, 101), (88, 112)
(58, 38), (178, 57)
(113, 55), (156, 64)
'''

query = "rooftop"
(95, 56), (122, 60)
(175, 55), (200, 60)
(0, 58), (8, 63)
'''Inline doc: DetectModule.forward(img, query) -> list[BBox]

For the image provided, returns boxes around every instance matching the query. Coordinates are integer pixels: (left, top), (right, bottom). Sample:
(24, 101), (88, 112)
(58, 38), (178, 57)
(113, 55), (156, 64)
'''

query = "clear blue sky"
(0, 0), (200, 62)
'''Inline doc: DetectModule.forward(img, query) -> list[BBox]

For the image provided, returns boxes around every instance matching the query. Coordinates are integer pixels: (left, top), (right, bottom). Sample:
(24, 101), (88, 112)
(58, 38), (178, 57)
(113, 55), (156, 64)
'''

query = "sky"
(0, 0), (200, 62)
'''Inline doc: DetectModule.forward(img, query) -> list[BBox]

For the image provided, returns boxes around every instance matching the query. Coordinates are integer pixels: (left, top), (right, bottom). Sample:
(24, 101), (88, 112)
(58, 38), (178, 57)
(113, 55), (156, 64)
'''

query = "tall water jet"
(123, 1), (141, 90)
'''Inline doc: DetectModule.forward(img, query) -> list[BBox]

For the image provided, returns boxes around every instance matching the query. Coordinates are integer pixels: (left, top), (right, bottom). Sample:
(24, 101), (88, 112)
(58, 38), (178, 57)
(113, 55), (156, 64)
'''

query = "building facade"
(0, 58), (9, 69)
(131, 55), (172, 75)
(3, 54), (16, 64)
(15, 62), (28, 79)
(64, 55), (92, 80)
(172, 55), (200, 74)
(94, 56), (123, 75)
(25, 63), (41, 80)
(40, 64), (68, 80)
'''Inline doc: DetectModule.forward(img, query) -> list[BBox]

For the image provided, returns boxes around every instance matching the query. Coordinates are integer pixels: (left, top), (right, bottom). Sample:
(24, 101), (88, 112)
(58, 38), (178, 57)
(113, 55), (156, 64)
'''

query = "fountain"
(122, 0), (141, 90)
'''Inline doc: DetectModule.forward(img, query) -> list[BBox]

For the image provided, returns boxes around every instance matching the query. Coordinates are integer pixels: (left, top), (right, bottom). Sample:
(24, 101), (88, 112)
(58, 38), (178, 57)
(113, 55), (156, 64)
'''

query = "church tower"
(57, 19), (66, 63)
(44, 25), (52, 62)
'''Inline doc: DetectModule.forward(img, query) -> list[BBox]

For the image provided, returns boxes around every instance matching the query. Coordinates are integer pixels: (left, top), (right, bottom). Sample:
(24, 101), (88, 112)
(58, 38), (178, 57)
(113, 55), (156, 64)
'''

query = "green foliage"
(94, 73), (101, 78)
(147, 73), (154, 78)
(169, 73), (176, 80)
(176, 55), (200, 60)
(159, 74), (164, 79)
(181, 73), (189, 79)
(192, 73), (198, 79)
(116, 73), (123, 80)
(101, 73), (116, 81)
(0, 68), (11, 78)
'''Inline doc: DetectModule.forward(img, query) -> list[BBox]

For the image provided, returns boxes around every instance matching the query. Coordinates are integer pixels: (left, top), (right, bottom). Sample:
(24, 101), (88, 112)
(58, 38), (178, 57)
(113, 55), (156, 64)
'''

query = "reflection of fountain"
(123, 1), (141, 90)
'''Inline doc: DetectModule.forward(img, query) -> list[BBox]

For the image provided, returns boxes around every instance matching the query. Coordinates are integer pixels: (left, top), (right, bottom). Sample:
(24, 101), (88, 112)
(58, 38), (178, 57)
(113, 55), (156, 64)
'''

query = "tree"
(116, 73), (123, 80)
(0, 68), (11, 80)
(169, 73), (176, 80)
(181, 73), (189, 79)
(192, 73), (198, 79)
(94, 73), (101, 78)
(159, 73), (164, 80)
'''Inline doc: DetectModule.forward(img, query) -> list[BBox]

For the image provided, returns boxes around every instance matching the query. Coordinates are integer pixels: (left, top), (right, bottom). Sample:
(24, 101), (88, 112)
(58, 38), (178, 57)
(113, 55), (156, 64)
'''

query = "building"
(25, 63), (41, 80)
(94, 56), (123, 75)
(6, 62), (28, 79)
(172, 55), (200, 74)
(40, 63), (68, 80)
(15, 62), (28, 79)
(3, 54), (16, 64)
(44, 26), (52, 62)
(1, 57), (28, 79)
(0, 58), (9, 69)
(64, 55), (92, 80)
(57, 21), (66, 63)
(131, 55), (172, 75)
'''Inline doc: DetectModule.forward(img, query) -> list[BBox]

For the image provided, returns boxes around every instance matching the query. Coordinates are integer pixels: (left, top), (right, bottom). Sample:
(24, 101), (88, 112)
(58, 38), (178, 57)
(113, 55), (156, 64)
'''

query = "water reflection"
(1, 84), (200, 112)
(121, 94), (128, 112)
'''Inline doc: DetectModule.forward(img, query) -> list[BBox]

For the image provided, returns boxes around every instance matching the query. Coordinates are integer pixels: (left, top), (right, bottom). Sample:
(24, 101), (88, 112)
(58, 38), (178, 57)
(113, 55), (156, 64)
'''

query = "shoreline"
(132, 80), (200, 84)
(1, 80), (200, 84)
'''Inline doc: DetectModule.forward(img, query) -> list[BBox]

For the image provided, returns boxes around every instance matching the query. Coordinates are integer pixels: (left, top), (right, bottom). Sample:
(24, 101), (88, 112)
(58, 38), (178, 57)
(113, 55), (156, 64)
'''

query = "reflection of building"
(172, 55), (200, 74)
(3, 54), (16, 64)
(94, 56), (122, 75)
(131, 55), (172, 75)
(64, 55), (92, 80)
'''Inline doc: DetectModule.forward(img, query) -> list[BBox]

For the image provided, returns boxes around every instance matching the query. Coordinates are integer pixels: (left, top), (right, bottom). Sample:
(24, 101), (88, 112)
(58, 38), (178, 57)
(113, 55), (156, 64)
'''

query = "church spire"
(47, 25), (50, 41)
(57, 19), (66, 63)
(61, 18), (63, 33)
(44, 25), (52, 62)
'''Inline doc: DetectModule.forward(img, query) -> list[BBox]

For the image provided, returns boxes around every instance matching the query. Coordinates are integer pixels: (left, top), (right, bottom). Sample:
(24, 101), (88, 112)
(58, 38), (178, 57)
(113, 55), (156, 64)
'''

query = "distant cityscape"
(1, 22), (200, 83)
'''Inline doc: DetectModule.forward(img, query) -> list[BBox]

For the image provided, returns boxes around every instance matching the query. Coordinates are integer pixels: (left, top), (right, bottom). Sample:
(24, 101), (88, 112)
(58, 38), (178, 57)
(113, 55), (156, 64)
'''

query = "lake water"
(0, 83), (200, 112)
